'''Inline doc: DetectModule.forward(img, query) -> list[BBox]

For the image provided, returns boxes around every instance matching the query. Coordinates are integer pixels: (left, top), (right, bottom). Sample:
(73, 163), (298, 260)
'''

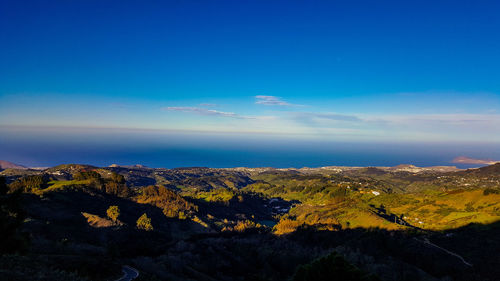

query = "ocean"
(1, 127), (498, 169)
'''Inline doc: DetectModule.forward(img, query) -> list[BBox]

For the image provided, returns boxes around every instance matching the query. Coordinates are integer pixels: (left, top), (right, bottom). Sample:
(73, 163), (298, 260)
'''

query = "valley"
(1, 162), (499, 280)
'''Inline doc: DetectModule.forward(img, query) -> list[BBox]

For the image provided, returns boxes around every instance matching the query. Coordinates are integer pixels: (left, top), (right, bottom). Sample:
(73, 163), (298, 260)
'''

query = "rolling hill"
(1, 162), (499, 280)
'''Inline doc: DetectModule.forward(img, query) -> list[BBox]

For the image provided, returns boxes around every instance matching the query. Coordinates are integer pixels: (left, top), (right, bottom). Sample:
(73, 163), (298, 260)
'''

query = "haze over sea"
(1, 126), (497, 169)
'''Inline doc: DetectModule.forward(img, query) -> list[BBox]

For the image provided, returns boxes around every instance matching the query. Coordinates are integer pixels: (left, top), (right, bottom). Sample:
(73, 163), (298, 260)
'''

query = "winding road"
(115, 265), (139, 281)
(413, 237), (473, 267)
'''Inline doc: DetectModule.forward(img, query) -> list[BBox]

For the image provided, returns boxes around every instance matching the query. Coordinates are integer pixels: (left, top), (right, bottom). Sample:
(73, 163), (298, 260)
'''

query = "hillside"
(0, 163), (499, 280)
(0, 160), (26, 170)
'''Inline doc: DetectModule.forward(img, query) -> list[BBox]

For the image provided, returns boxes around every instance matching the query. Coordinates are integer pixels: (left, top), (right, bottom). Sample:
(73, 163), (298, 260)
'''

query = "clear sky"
(1, 1), (500, 167)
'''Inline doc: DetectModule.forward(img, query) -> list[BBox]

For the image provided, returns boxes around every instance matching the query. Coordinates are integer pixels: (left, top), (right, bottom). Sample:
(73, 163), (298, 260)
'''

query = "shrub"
(274, 218), (301, 235)
(483, 188), (500, 195)
(238, 220), (262, 232)
(465, 202), (475, 212)
(106, 205), (120, 222)
(136, 213), (153, 231)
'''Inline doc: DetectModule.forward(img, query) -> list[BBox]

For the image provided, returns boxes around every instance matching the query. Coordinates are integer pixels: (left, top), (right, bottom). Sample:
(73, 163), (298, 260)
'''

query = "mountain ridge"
(0, 160), (27, 170)
(0, 159), (483, 174)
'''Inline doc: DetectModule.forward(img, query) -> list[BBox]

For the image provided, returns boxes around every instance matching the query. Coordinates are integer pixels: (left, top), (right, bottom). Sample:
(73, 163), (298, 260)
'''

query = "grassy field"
(34, 179), (92, 195)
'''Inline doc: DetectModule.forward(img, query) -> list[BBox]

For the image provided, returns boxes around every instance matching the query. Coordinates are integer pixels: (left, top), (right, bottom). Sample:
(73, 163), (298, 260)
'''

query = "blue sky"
(1, 0), (500, 145)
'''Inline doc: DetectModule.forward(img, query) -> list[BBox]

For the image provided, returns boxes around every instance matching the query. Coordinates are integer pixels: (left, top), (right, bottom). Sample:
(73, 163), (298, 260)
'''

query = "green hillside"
(1, 163), (499, 280)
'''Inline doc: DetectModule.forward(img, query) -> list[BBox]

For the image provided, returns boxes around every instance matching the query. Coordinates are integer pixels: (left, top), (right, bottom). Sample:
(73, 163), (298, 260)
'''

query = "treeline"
(9, 174), (49, 193)
(8, 170), (130, 197)
(135, 185), (198, 220)
(74, 170), (129, 197)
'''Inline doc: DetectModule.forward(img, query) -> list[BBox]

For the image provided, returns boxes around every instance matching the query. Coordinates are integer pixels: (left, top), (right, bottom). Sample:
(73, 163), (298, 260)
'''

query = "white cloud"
(162, 105), (500, 142)
(255, 95), (294, 106)
(163, 106), (276, 121)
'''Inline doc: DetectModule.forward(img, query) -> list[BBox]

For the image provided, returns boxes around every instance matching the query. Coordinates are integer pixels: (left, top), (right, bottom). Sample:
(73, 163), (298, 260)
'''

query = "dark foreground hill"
(0, 163), (499, 280)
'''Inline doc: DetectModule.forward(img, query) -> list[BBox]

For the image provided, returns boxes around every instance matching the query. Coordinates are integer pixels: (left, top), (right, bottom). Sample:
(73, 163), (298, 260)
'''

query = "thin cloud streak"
(286, 112), (500, 141)
(162, 106), (276, 120)
(374, 114), (500, 126)
(299, 112), (362, 122)
(163, 107), (251, 119)
(255, 95), (296, 106)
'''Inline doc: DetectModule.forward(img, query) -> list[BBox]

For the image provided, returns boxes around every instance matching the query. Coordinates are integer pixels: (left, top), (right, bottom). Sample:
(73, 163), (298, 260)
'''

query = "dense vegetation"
(0, 163), (499, 280)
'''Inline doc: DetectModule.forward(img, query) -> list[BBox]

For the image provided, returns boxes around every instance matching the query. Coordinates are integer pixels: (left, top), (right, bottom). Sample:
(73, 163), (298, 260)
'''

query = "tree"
(9, 175), (48, 193)
(106, 205), (120, 222)
(274, 218), (301, 234)
(0, 176), (28, 253)
(110, 172), (125, 184)
(136, 213), (153, 231)
(105, 181), (130, 197)
(73, 171), (101, 181)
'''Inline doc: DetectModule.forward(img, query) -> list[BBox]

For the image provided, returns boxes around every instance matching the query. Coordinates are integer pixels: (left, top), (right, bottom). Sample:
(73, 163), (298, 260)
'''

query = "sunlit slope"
(5, 162), (500, 234)
(243, 165), (500, 233)
(377, 190), (500, 230)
